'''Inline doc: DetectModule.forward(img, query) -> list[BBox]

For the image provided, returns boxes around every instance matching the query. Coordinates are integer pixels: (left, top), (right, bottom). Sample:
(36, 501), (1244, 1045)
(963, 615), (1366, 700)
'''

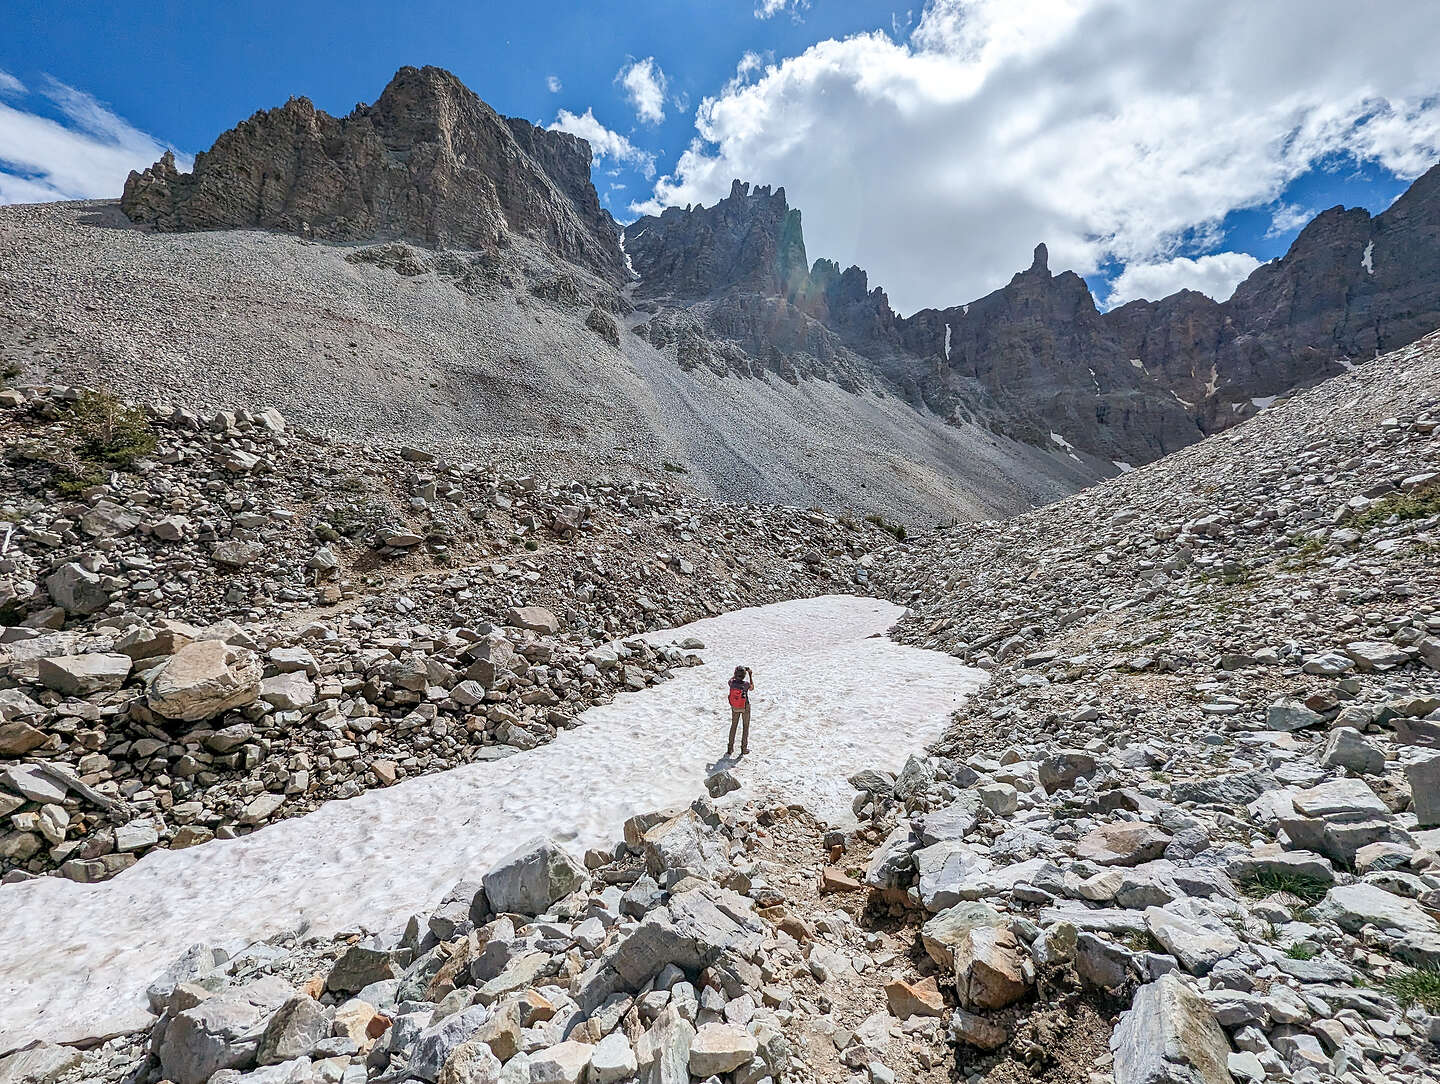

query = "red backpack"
(728, 684), (748, 710)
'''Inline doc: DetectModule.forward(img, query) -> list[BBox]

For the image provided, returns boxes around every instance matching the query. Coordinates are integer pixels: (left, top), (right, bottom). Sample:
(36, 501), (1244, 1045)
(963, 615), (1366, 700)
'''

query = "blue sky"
(3, 1), (1439, 314)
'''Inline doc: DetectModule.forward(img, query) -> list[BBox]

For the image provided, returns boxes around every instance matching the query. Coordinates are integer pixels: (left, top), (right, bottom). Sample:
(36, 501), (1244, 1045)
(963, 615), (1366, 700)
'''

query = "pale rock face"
(1111, 973), (1235, 1084)
(147, 640), (263, 722)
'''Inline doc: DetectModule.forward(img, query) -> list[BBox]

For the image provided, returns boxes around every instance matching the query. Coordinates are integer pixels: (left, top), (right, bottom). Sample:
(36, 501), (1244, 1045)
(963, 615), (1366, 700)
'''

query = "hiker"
(726, 665), (754, 757)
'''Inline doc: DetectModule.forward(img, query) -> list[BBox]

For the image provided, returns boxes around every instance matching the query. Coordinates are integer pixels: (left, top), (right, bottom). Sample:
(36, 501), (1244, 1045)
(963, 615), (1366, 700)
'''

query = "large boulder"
(1111, 973), (1234, 1084)
(1075, 822), (1172, 866)
(1038, 750), (1098, 794)
(157, 976), (293, 1084)
(1406, 751), (1440, 826)
(688, 1022), (758, 1075)
(44, 562), (109, 614)
(504, 606), (560, 634)
(36, 653), (131, 696)
(953, 925), (1029, 1010)
(147, 640), (262, 722)
(921, 901), (1005, 970)
(482, 836), (585, 916)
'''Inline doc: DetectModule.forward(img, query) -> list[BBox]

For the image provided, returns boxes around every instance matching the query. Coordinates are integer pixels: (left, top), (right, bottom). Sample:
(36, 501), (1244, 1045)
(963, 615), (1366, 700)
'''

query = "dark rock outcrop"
(122, 66), (626, 283)
(899, 163), (1440, 462)
(625, 179), (810, 299)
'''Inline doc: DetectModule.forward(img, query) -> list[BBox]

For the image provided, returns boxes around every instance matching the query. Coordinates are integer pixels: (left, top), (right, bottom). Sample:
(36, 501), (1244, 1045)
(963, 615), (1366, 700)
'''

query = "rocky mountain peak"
(121, 65), (626, 282)
(1029, 242), (1049, 274)
(624, 178), (810, 299)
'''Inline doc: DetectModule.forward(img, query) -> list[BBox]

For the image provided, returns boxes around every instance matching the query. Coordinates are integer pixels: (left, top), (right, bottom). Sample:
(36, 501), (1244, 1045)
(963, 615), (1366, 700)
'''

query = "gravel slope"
(0, 200), (1095, 523)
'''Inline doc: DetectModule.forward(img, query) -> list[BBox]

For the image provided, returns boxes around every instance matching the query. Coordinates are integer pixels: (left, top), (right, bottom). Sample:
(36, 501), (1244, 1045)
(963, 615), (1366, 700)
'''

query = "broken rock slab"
(1112, 972), (1235, 1084)
(147, 639), (262, 722)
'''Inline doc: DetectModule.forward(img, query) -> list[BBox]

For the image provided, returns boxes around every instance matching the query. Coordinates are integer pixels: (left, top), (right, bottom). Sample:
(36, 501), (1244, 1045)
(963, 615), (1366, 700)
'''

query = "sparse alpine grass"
(1383, 967), (1440, 1013)
(1235, 869), (1330, 905)
(1350, 487), (1440, 528)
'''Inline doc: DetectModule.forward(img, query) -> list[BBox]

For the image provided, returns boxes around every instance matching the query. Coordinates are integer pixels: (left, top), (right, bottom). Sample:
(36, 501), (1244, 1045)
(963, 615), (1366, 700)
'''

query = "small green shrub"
(67, 390), (157, 467)
(864, 513), (907, 542)
(1284, 943), (1317, 961)
(661, 460), (689, 474)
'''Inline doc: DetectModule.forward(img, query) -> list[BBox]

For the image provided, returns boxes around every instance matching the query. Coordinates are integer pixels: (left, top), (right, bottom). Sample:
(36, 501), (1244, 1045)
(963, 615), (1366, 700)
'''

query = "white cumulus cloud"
(549, 107), (656, 179)
(0, 75), (187, 205)
(617, 57), (668, 125)
(1104, 252), (1263, 309)
(635, 0), (1440, 314)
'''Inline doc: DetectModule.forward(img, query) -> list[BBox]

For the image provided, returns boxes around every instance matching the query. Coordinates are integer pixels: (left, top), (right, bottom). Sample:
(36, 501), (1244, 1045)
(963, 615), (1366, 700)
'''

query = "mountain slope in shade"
(629, 166), (1440, 467)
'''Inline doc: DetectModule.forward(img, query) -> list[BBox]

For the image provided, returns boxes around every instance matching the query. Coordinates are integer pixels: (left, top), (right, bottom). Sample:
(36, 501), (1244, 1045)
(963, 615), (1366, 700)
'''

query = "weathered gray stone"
(1265, 700), (1323, 731)
(504, 606), (560, 634)
(1311, 882), (1440, 937)
(44, 562), (110, 614)
(1076, 822), (1172, 866)
(482, 836), (585, 915)
(408, 1005), (492, 1082)
(1111, 973), (1234, 1084)
(1038, 750), (1097, 794)
(326, 945), (402, 994)
(256, 995), (331, 1065)
(158, 976), (294, 1084)
(920, 901), (1004, 970)
(954, 925), (1030, 1009)
(1320, 727), (1385, 775)
(588, 1031), (638, 1084)
(1290, 778), (1387, 818)
(1406, 751), (1440, 826)
(36, 652), (131, 696)
(1144, 908), (1241, 976)
(0, 1043), (83, 1084)
(916, 839), (991, 912)
(687, 1022), (757, 1076)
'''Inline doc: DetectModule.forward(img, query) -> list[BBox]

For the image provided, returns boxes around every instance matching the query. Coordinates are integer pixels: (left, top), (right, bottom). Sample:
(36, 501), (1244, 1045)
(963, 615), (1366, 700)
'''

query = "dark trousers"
(728, 706), (751, 752)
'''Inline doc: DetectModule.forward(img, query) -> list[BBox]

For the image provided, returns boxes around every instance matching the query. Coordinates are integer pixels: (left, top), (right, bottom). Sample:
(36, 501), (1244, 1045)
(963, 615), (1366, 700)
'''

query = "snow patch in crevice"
(1049, 432), (1080, 462)
(1129, 358), (1143, 370)
(943, 323), (952, 362)
(0, 596), (984, 1050)
(1112, 459), (1135, 473)
(1362, 240), (1374, 276)
(618, 229), (638, 279)
(1250, 395), (1279, 410)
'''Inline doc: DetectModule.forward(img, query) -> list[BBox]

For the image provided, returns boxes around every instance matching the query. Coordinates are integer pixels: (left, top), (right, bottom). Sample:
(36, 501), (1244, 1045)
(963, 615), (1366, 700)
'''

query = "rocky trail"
(2, 334), (1440, 1084)
(0, 596), (979, 1054)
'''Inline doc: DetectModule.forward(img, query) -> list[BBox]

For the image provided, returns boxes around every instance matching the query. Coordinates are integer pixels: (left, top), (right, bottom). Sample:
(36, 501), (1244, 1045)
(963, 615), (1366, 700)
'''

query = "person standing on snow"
(726, 665), (754, 758)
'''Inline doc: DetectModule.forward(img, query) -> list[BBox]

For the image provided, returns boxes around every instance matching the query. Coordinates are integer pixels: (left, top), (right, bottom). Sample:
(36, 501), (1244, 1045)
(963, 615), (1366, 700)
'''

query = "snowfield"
(0, 595), (983, 1050)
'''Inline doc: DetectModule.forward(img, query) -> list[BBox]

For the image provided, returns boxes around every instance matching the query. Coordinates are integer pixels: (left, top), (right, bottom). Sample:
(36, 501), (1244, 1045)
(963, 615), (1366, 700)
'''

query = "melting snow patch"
(944, 323), (952, 361)
(1049, 432), (1080, 462)
(1251, 395), (1279, 409)
(1337, 357), (1358, 372)
(0, 596), (982, 1049)
(1362, 240), (1374, 276)
(1129, 358), (1143, 370)
(1112, 460), (1135, 473)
